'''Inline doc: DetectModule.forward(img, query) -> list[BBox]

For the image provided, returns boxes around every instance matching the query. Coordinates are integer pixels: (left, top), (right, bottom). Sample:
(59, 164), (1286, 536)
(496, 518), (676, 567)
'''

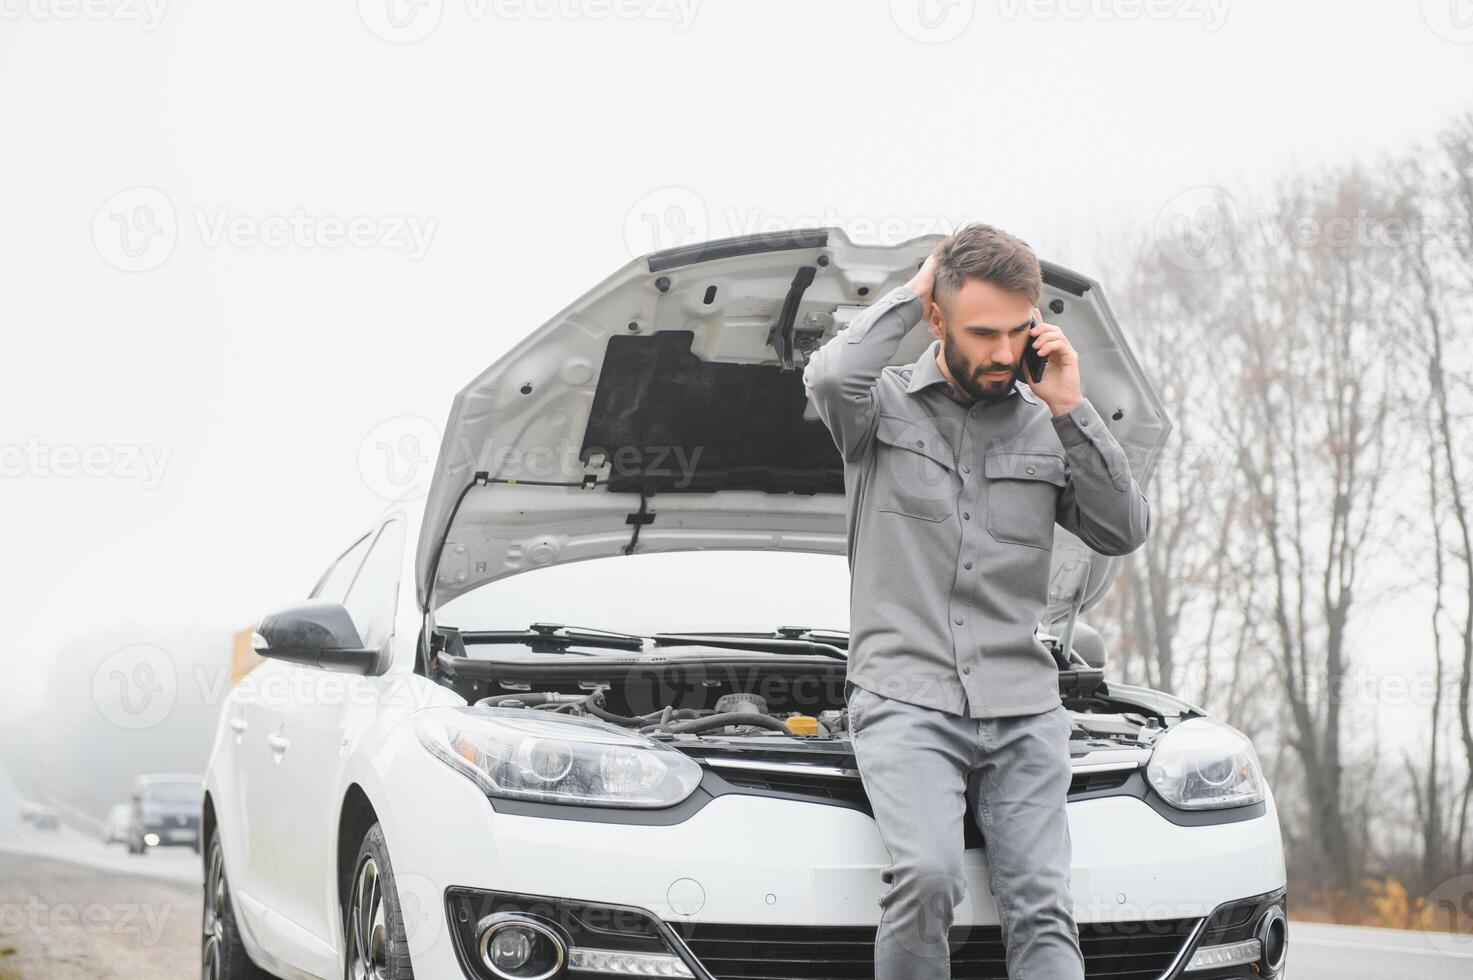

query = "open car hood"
(417, 229), (1172, 627)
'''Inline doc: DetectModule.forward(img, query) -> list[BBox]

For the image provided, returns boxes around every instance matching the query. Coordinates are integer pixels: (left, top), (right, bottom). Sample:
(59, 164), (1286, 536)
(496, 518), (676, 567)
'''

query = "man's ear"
(926, 297), (945, 339)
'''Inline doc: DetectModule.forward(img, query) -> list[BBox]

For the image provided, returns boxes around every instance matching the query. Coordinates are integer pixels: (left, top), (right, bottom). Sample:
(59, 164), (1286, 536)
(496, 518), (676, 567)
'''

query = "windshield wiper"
(457, 623), (647, 654)
(651, 631), (848, 660)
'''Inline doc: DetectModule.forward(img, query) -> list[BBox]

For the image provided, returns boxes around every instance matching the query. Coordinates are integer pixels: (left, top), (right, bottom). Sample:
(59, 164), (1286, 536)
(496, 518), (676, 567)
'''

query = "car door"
(268, 518), (408, 953)
(240, 530), (374, 965)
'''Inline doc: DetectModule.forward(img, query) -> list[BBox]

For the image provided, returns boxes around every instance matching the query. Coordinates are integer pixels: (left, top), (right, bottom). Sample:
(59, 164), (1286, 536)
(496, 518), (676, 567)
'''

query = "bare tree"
(1096, 241), (1259, 714)
(1402, 114), (1473, 873)
(1211, 168), (1407, 891)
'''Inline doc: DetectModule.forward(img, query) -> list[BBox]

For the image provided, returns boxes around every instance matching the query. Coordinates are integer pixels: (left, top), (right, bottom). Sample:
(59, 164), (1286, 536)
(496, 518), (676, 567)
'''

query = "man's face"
(928, 276), (1035, 403)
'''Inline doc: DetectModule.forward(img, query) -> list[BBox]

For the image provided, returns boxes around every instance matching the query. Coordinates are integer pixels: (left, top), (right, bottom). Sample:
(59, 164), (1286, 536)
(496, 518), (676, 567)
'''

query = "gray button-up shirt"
(802, 285), (1151, 719)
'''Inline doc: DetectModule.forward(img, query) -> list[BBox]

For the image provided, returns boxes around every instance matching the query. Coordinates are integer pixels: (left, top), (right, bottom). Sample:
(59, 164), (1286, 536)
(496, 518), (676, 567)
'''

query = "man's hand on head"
(1027, 307), (1084, 416)
(906, 251), (939, 326)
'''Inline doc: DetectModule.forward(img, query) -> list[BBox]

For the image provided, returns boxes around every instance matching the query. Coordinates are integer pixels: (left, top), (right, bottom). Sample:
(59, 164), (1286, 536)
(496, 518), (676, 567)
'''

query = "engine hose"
(641, 712), (793, 736)
(476, 692), (559, 707)
(584, 694), (699, 726)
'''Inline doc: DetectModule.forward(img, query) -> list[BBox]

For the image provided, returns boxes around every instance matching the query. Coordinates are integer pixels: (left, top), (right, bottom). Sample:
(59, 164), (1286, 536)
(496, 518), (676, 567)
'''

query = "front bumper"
(441, 885), (1288, 980)
(387, 758), (1287, 979)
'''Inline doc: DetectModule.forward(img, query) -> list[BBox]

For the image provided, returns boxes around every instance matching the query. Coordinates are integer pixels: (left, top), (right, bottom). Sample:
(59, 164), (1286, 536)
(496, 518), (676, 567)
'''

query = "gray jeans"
(846, 680), (1085, 980)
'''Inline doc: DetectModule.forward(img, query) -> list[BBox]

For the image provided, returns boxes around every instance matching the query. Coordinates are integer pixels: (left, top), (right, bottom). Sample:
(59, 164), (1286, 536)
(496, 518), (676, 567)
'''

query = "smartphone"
(1023, 315), (1047, 383)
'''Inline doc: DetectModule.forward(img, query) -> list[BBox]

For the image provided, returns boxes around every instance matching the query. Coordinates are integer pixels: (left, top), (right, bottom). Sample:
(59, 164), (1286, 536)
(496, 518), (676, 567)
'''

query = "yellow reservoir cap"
(785, 715), (821, 735)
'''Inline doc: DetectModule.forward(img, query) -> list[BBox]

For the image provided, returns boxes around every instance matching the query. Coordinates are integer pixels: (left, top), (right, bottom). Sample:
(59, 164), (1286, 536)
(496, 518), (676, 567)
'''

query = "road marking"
(1294, 937), (1473, 959)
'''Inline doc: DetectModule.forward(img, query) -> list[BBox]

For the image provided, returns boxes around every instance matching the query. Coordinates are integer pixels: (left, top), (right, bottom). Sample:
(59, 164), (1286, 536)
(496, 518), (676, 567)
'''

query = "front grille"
(714, 767), (1132, 809)
(712, 766), (1136, 850)
(716, 770), (871, 809)
(674, 918), (1197, 980)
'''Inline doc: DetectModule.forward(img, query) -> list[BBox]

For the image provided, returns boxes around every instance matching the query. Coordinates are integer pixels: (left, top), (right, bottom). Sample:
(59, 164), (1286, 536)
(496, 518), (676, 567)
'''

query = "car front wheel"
(344, 823), (415, 980)
(201, 829), (271, 979)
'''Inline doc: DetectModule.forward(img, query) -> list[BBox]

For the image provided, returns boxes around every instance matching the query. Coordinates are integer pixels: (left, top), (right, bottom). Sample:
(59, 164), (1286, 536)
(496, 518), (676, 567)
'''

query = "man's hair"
(931, 223), (1043, 312)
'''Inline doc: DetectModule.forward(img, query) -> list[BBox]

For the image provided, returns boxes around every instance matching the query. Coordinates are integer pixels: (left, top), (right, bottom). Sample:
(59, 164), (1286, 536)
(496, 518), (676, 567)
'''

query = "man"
(801, 223), (1150, 979)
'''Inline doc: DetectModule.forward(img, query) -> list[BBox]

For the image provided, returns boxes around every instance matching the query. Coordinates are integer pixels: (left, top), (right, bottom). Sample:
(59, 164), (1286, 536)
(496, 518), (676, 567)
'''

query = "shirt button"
(961, 464), (971, 474)
(962, 664), (972, 675)
(1025, 466), (1036, 475)
(953, 616), (963, 625)
(962, 512), (970, 520)
(963, 560), (973, 570)
(915, 439), (924, 447)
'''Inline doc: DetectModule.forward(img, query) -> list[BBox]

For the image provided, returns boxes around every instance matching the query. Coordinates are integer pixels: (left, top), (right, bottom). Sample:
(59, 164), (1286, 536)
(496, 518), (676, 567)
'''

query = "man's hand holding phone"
(1025, 307), (1084, 417)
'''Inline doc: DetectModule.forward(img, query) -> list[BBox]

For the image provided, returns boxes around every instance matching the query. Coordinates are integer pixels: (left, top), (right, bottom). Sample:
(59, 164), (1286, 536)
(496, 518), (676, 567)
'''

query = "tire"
(127, 836), (142, 856)
(201, 828), (272, 979)
(343, 823), (415, 980)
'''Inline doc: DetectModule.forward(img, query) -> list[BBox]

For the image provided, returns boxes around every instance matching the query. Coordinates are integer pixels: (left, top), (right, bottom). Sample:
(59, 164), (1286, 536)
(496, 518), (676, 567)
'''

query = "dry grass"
(1292, 877), (1473, 936)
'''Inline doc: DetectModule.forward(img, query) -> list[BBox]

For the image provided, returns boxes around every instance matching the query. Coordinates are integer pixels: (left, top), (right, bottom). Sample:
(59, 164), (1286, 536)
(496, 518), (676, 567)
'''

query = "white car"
(104, 801), (132, 845)
(203, 229), (1288, 980)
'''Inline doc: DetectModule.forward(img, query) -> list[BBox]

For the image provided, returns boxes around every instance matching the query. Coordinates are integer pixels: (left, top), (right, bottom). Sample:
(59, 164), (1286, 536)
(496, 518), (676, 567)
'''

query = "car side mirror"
(253, 600), (381, 674)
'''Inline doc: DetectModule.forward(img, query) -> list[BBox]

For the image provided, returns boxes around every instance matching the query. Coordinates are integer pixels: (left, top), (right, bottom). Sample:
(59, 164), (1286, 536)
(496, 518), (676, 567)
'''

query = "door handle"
(266, 734), (291, 753)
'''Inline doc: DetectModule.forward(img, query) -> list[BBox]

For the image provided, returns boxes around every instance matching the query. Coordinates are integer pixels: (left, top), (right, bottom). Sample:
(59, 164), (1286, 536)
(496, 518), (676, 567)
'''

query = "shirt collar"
(905, 339), (1037, 405)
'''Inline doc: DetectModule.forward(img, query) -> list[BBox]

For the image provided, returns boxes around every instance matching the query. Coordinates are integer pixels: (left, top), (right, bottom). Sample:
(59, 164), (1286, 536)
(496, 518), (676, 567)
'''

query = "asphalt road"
(2, 764), (1470, 978)
(1288, 920), (1473, 979)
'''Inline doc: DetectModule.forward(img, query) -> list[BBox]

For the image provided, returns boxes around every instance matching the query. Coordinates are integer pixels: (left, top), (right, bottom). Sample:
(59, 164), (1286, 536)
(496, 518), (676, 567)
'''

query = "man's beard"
(942, 323), (1018, 403)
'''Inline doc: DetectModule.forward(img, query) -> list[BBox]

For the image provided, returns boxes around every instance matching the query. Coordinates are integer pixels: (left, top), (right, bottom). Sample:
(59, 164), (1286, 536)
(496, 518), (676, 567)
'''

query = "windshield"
(142, 781), (199, 805)
(437, 551), (852, 636)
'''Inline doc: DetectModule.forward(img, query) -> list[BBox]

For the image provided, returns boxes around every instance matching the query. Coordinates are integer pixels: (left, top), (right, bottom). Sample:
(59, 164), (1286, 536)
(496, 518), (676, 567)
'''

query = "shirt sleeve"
(801, 286), (924, 461)
(1052, 397), (1151, 556)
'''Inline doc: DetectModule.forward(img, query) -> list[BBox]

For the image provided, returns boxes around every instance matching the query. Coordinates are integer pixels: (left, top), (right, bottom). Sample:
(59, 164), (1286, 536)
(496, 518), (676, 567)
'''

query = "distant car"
(104, 802), (132, 845)
(27, 803), (60, 831)
(125, 773), (202, 855)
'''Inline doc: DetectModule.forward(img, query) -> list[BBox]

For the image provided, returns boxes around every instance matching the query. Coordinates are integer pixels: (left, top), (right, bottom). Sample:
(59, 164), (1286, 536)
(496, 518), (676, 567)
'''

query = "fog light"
(1185, 938), (1261, 971)
(566, 947), (694, 976)
(143, 833), (160, 847)
(476, 914), (565, 980)
(1257, 905), (1288, 975)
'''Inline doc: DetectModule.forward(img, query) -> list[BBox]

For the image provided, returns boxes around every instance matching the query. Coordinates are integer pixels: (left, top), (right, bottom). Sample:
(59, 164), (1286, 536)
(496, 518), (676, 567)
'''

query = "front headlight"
(1146, 717), (1266, 810)
(416, 706), (704, 808)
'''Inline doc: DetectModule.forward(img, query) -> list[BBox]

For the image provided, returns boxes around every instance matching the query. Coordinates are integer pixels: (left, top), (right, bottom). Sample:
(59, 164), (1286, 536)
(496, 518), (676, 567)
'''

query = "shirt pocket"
(984, 449), (1066, 549)
(872, 413), (957, 523)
